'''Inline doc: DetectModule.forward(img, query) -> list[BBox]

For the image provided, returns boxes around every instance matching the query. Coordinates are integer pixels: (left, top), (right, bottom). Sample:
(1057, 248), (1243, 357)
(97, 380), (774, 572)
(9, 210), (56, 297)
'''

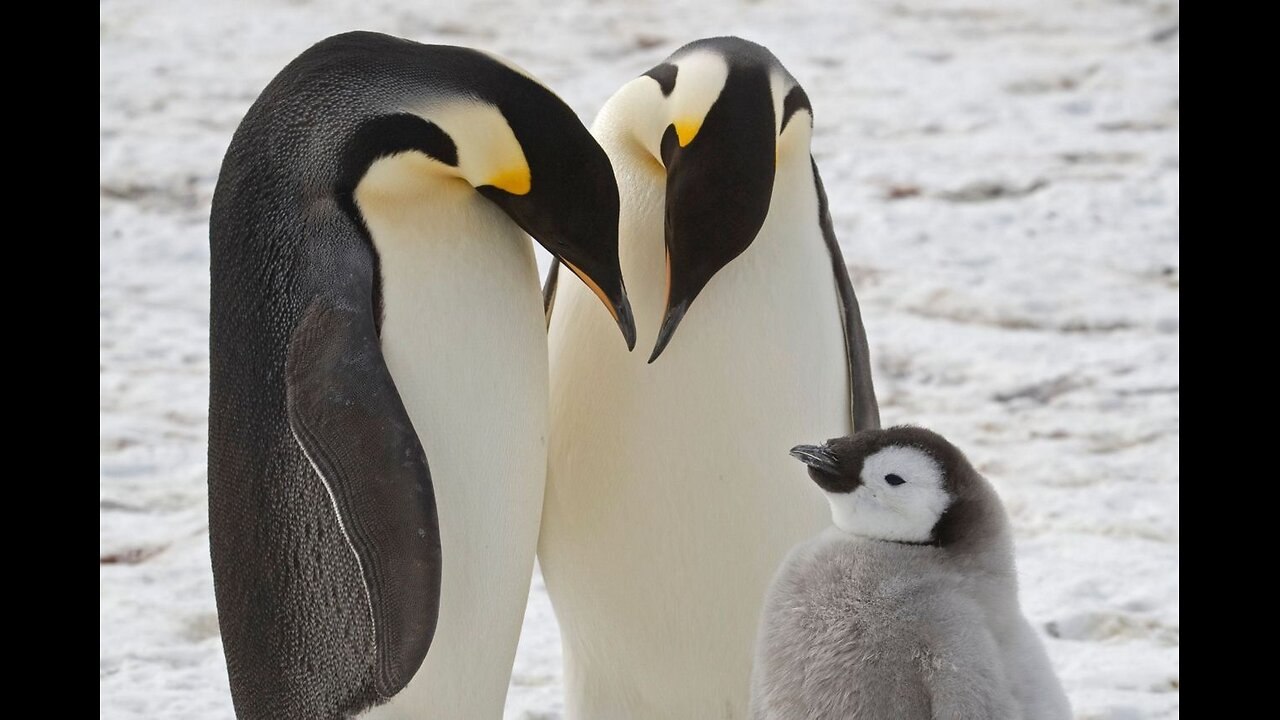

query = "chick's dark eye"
(885, 474), (906, 486)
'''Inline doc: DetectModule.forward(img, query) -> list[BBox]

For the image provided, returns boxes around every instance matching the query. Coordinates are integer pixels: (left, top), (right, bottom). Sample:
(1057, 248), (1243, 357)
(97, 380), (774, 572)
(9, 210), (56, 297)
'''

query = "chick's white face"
(825, 446), (951, 543)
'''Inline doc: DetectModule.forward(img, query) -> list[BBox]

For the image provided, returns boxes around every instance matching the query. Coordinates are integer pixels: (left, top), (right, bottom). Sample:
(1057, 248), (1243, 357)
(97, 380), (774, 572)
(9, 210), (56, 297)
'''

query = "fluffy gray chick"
(750, 426), (1071, 720)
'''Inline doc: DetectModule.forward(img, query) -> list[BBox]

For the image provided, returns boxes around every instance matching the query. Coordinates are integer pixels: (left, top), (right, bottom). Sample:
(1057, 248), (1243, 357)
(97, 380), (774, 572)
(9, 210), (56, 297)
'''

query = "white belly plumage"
(356, 170), (548, 719)
(541, 149), (851, 719)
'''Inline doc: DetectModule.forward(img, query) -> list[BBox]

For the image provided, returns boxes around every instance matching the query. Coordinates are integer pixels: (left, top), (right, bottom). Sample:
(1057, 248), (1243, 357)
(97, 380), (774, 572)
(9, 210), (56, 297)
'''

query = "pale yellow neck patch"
(487, 166), (531, 195)
(769, 72), (789, 136)
(666, 52), (729, 145)
(672, 118), (701, 148)
(353, 150), (473, 212)
(405, 99), (533, 195)
(603, 52), (729, 165)
(777, 107), (813, 169)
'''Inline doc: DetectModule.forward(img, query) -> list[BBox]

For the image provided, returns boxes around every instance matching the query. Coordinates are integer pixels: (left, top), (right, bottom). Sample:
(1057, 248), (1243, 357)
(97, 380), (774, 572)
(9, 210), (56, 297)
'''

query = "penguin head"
(790, 426), (993, 546)
(599, 37), (814, 361)
(345, 50), (635, 349)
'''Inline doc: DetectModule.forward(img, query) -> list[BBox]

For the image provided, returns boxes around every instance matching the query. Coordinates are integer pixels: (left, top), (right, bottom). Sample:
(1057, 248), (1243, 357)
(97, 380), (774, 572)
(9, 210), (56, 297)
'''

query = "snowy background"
(100, 0), (1179, 717)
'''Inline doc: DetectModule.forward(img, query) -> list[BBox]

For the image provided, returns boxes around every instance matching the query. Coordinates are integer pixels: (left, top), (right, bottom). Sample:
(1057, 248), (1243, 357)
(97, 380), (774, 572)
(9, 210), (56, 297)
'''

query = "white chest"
(355, 157), (549, 717)
(541, 143), (852, 717)
(359, 175), (548, 473)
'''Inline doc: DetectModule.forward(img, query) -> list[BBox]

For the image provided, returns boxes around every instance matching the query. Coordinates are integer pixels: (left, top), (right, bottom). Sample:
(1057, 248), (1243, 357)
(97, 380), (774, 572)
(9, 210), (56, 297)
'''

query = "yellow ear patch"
(673, 119), (701, 147)
(487, 166), (532, 195)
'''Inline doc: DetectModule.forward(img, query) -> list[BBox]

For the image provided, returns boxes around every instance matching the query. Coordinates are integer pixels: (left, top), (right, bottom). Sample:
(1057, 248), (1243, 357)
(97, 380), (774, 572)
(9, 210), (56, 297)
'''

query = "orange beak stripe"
(563, 260), (619, 324)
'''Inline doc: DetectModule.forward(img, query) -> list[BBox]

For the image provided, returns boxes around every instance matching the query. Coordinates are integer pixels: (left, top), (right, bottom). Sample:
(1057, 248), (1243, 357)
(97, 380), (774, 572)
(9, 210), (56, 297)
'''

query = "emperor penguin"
(208, 32), (635, 720)
(540, 37), (879, 718)
(751, 427), (1072, 719)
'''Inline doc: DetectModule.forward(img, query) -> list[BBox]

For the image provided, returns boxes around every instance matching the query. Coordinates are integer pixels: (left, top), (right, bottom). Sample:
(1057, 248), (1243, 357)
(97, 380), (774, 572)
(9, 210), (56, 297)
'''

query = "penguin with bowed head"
(540, 36), (879, 719)
(208, 31), (634, 720)
(751, 426), (1071, 719)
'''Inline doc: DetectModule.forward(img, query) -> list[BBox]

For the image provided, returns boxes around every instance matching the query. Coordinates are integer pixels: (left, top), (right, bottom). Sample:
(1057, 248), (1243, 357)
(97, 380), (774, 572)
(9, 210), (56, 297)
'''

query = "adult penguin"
(540, 36), (879, 719)
(208, 31), (634, 720)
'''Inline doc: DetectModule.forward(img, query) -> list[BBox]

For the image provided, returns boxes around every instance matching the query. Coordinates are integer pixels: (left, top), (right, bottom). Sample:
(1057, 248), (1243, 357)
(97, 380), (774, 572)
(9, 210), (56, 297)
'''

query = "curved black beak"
(479, 179), (638, 351)
(613, 287), (637, 351)
(789, 444), (841, 475)
(560, 259), (637, 351)
(475, 161), (636, 351)
(648, 66), (777, 362)
(473, 82), (636, 352)
(791, 442), (856, 493)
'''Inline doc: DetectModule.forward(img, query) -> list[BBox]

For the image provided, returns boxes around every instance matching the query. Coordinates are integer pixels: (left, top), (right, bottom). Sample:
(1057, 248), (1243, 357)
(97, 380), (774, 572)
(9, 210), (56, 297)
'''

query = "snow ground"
(100, 0), (1178, 717)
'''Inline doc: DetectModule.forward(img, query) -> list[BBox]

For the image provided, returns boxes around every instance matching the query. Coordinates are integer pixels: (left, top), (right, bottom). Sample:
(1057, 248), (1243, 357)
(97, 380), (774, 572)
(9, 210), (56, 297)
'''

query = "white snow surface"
(100, 0), (1179, 718)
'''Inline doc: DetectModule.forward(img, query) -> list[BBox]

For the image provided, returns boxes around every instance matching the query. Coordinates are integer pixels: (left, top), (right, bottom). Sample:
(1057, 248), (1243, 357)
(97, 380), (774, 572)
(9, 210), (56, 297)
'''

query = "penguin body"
(751, 427), (1071, 720)
(357, 161), (545, 720)
(208, 32), (632, 720)
(540, 37), (878, 718)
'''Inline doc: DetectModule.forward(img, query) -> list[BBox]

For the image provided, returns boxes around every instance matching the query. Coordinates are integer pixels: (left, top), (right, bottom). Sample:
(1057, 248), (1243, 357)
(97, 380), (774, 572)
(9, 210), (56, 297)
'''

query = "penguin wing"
(918, 594), (1021, 719)
(286, 268), (442, 698)
(810, 158), (881, 431)
(542, 257), (561, 326)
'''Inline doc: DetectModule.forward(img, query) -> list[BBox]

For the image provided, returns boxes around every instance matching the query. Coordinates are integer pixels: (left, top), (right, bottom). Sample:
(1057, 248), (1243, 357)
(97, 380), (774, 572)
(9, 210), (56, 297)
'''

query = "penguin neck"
(934, 498), (1020, 618)
(587, 116), (666, 346)
(351, 151), (545, 414)
(935, 483), (1018, 574)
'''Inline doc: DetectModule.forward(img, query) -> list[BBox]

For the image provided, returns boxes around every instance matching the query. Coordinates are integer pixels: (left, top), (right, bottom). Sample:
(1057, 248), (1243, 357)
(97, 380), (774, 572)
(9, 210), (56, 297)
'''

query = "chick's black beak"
(789, 444), (841, 475)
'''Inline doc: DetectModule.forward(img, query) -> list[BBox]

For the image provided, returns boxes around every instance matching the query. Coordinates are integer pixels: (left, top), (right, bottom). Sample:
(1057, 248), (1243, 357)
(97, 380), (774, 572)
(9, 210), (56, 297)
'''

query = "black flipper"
(811, 156), (881, 431)
(285, 291), (442, 701)
(543, 257), (561, 326)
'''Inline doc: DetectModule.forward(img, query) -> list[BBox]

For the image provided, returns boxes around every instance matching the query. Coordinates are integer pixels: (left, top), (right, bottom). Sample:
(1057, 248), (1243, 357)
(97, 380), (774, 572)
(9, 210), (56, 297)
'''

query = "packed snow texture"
(100, 0), (1179, 717)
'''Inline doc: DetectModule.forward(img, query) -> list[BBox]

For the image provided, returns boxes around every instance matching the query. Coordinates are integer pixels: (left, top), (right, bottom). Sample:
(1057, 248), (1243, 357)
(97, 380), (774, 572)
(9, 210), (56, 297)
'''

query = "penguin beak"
(477, 184), (637, 351)
(792, 443), (857, 493)
(649, 71), (777, 362)
(559, 259), (637, 351)
(789, 444), (841, 475)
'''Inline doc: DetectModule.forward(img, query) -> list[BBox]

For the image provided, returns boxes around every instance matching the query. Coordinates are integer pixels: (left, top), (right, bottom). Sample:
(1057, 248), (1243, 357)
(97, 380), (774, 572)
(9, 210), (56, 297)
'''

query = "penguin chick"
(750, 426), (1071, 720)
